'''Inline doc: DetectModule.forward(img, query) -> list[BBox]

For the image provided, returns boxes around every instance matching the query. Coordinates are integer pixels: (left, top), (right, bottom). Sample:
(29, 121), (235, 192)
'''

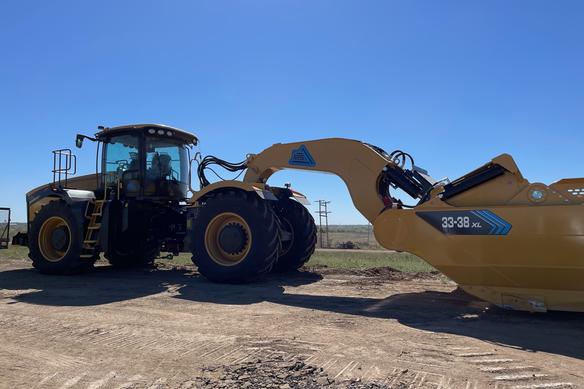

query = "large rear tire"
(272, 199), (317, 272)
(28, 201), (94, 274)
(191, 190), (280, 283)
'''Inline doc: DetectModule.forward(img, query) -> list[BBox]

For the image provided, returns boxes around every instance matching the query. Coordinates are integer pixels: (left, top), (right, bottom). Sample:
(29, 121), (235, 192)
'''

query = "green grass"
(306, 251), (435, 273)
(165, 250), (435, 273)
(163, 253), (194, 266)
(0, 245), (435, 274)
(0, 245), (29, 260)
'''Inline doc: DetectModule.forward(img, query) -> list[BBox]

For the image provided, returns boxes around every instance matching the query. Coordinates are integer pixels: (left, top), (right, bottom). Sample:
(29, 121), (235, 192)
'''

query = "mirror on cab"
(75, 134), (84, 148)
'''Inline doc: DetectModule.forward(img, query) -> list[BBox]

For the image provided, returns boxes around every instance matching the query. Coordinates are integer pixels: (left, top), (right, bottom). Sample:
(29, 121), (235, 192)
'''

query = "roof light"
(157, 129), (165, 135)
(148, 129), (156, 134)
(166, 131), (173, 136)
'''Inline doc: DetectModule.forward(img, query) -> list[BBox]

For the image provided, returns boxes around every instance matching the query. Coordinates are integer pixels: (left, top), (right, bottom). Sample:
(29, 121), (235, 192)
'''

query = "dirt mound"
(193, 356), (389, 388)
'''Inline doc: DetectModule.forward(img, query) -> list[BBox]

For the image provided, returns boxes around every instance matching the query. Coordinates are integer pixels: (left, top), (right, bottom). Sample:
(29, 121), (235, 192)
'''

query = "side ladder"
(81, 197), (105, 259)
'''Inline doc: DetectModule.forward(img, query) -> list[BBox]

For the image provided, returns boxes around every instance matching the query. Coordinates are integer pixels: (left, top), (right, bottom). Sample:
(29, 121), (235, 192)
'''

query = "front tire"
(28, 201), (94, 274)
(191, 190), (280, 283)
(272, 199), (317, 272)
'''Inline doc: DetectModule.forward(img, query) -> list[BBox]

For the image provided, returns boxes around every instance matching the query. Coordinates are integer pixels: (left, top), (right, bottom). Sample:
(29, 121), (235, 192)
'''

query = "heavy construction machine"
(21, 124), (584, 312)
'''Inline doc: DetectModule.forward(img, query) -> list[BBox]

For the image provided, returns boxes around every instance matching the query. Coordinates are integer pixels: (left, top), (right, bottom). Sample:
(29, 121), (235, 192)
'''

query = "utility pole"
(315, 200), (331, 248)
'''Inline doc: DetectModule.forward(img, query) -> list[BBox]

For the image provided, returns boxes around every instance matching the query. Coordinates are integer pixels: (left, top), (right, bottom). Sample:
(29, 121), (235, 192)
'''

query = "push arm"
(243, 138), (429, 222)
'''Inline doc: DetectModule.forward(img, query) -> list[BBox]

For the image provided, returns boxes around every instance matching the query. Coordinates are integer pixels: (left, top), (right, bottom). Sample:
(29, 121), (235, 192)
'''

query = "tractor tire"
(191, 190), (280, 283)
(28, 201), (94, 274)
(105, 244), (158, 268)
(272, 199), (317, 272)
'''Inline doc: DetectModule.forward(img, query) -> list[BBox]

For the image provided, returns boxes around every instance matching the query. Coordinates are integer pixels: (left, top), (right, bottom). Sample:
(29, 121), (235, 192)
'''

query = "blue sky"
(1, 1), (583, 223)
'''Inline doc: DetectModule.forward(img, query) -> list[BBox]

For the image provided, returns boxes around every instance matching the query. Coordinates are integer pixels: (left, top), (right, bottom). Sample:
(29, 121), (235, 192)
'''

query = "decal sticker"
(416, 210), (511, 236)
(288, 144), (316, 167)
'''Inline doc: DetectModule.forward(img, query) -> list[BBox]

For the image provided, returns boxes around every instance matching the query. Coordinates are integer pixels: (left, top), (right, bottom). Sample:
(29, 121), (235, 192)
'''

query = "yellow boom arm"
(243, 138), (396, 223)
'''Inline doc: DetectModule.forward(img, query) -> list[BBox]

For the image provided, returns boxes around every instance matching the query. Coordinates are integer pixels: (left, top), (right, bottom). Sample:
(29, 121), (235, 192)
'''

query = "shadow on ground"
(0, 264), (322, 306)
(1, 263), (583, 360)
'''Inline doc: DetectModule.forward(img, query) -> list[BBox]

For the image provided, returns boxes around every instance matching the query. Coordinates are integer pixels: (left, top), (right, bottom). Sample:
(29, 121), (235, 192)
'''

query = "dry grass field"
(315, 225), (385, 250)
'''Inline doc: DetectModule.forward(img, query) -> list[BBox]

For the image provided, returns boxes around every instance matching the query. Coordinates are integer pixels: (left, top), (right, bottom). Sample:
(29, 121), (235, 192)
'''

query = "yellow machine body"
(240, 139), (584, 312)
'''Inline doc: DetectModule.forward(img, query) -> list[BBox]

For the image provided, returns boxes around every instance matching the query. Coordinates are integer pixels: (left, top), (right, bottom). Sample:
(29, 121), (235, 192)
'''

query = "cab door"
(102, 134), (142, 198)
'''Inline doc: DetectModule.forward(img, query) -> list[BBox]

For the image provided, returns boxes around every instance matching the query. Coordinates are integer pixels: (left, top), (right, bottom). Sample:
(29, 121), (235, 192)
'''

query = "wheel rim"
(204, 212), (252, 266)
(38, 216), (71, 262)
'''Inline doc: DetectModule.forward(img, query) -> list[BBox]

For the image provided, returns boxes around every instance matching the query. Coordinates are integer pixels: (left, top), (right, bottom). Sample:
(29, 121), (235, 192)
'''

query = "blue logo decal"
(471, 210), (512, 235)
(289, 145), (316, 167)
(416, 209), (512, 236)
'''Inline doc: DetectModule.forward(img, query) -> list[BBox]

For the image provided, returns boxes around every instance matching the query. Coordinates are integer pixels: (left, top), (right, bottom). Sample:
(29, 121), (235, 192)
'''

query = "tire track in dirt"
(0, 311), (566, 389)
(449, 345), (575, 389)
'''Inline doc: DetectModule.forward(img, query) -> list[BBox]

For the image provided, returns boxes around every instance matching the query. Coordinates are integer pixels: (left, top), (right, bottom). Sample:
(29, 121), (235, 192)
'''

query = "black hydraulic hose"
(388, 150), (415, 169)
(197, 155), (247, 188)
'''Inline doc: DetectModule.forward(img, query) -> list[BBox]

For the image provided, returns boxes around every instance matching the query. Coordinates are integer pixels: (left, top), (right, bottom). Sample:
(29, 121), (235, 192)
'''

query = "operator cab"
(78, 124), (198, 201)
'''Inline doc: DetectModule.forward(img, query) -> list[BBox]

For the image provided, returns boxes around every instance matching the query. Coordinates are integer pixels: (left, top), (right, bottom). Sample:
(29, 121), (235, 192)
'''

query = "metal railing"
(52, 149), (77, 187)
(0, 207), (10, 249)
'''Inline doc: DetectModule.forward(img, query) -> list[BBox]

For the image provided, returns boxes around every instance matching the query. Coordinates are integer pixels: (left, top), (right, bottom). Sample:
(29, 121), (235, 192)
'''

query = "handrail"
(0, 207), (10, 249)
(52, 149), (77, 188)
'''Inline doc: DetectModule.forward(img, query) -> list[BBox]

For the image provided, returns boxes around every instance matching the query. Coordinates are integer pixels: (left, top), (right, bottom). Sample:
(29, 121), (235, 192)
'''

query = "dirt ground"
(0, 259), (583, 389)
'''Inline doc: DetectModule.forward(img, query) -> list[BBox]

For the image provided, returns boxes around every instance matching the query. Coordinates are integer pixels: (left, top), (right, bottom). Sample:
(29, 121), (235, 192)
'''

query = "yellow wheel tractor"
(24, 124), (315, 281)
(20, 124), (584, 312)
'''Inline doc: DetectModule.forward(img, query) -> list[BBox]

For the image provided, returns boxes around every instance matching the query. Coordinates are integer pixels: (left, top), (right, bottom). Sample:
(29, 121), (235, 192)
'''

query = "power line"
(315, 200), (331, 249)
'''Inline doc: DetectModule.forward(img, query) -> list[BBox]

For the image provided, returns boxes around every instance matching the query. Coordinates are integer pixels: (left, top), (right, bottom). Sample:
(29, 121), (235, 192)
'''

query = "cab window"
(144, 137), (188, 199)
(104, 135), (141, 196)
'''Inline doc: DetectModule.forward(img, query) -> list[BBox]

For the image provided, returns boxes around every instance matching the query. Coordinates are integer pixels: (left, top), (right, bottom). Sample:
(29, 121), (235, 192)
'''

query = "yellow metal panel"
(373, 204), (584, 311)
(190, 181), (268, 203)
